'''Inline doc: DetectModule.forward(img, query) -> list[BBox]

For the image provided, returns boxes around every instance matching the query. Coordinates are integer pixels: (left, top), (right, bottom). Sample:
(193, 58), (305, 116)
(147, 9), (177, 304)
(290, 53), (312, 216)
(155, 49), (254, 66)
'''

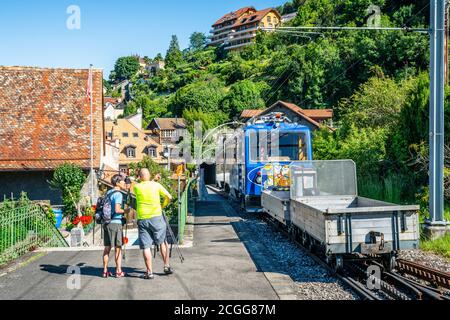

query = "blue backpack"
(95, 191), (120, 224)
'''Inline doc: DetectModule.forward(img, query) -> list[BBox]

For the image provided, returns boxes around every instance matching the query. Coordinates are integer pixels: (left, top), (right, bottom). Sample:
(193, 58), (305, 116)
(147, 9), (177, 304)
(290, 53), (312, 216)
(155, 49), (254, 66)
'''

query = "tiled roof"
(299, 109), (333, 119)
(279, 101), (333, 121)
(0, 66), (104, 171)
(153, 118), (188, 130)
(241, 101), (334, 131)
(240, 109), (264, 118)
(233, 8), (280, 28)
(213, 6), (256, 26)
(104, 97), (122, 107)
(269, 101), (334, 130)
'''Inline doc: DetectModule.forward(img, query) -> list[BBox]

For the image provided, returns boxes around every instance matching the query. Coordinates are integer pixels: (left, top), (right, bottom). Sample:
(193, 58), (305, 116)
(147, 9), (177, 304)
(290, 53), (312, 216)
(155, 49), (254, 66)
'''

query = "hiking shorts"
(103, 223), (123, 247)
(137, 216), (167, 249)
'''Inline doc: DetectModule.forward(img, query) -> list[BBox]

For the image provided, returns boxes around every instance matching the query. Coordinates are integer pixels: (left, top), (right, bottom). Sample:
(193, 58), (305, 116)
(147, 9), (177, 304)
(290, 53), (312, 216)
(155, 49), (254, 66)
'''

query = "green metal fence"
(0, 204), (68, 266)
(178, 178), (198, 244)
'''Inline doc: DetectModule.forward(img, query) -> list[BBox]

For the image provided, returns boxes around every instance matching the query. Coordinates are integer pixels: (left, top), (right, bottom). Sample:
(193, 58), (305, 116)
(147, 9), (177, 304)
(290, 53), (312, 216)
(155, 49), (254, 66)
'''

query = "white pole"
(89, 65), (94, 204)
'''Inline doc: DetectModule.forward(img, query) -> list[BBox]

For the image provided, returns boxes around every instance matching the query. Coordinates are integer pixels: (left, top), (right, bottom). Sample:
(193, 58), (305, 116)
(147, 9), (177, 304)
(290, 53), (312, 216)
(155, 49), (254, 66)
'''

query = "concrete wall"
(0, 171), (62, 204)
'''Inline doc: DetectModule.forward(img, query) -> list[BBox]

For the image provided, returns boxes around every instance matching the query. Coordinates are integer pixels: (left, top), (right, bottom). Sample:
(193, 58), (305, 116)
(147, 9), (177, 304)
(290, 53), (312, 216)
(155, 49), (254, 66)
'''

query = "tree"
(113, 56), (140, 81)
(170, 78), (227, 116)
(143, 56), (152, 65)
(165, 35), (183, 68)
(189, 32), (207, 51)
(141, 98), (170, 127)
(390, 73), (430, 166)
(337, 73), (415, 131)
(222, 80), (268, 117)
(49, 164), (86, 219)
(182, 107), (228, 132)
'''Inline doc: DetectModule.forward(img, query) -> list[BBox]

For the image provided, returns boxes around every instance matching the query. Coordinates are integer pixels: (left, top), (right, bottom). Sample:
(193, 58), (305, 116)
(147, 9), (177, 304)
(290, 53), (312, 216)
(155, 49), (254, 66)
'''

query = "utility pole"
(445, 2), (449, 84)
(427, 0), (448, 236)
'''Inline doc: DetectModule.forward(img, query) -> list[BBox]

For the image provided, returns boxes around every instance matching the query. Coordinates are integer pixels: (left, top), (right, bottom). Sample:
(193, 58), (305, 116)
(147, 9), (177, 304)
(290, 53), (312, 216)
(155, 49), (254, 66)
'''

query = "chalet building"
(146, 118), (188, 171)
(0, 66), (105, 204)
(209, 6), (281, 51)
(105, 111), (165, 174)
(146, 60), (165, 76)
(240, 101), (334, 131)
(104, 97), (124, 121)
(281, 12), (297, 23)
(146, 118), (188, 145)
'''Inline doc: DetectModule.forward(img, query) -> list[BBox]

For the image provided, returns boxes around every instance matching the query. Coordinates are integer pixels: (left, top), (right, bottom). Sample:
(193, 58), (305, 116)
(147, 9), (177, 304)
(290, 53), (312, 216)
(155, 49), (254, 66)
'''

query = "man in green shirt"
(134, 168), (173, 279)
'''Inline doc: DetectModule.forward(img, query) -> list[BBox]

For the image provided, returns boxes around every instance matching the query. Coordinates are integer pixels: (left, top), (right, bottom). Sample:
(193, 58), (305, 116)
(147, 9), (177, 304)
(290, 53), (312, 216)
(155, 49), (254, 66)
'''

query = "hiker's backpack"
(95, 191), (120, 224)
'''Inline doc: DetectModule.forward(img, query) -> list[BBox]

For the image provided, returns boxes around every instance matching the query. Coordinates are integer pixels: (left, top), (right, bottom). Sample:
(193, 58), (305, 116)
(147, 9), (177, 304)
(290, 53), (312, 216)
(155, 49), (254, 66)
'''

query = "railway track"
(395, 258), (450, 290)
(209, 186), (450, 301)
(259, 212), (450, 301)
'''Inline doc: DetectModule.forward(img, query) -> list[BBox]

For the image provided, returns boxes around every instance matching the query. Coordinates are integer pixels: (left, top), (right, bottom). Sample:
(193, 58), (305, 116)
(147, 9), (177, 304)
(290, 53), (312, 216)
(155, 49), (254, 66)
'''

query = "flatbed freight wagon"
(261, 160), (420, 271)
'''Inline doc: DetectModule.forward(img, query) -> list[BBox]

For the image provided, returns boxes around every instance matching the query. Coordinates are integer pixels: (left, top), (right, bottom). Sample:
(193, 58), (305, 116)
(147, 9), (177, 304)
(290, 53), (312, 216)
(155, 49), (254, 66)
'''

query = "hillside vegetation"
(107, 0), (449, 219)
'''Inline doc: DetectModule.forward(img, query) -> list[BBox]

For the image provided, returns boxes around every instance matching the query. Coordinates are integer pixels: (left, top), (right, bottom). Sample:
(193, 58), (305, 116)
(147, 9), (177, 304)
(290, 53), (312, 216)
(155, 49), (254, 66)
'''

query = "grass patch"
(420, 234), (450, 260)
(358, 173), (413, 204)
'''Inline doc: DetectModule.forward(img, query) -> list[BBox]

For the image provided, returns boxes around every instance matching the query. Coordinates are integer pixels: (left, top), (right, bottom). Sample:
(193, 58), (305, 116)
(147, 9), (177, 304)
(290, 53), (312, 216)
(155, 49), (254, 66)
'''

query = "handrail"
(0, 203), (68, 266)
(179, 178), (198, 244)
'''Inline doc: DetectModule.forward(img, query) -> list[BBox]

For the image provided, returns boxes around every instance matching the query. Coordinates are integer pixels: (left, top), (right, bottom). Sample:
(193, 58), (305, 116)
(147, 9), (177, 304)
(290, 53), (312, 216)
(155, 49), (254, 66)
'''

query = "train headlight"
(255, 172), (262, 184)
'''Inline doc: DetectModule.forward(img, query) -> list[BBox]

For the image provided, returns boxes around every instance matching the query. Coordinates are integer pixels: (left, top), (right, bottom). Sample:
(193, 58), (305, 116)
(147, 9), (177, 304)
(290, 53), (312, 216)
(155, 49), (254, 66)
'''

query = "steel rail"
(396, 259), (450, 289)
(209, 189), (446, 301)
(260, 214), (380, 300)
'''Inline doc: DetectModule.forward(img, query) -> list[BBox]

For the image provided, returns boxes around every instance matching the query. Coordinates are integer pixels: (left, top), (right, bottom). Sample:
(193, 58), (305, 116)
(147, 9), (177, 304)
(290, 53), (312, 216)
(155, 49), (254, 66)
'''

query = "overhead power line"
(261, 26), (430, 34)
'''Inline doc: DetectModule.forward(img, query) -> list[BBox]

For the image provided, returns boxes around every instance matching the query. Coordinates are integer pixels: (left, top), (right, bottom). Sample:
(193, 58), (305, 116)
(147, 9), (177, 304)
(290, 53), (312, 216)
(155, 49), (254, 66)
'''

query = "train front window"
(249, 131), (308, 162)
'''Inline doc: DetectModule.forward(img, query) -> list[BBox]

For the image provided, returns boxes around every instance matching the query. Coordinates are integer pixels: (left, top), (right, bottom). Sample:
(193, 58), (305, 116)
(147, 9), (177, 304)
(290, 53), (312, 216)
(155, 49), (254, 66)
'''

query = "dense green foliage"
(165, 35), (183, 68)
(49, 164), (86, 219)
(106, 0), (448, 221)
(189, 32), (207, 51)
(111, 56), (140, 82)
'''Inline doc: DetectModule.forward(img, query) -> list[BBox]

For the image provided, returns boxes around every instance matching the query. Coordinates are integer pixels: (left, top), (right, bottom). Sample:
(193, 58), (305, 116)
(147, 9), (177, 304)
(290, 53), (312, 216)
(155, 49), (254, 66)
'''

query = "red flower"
(72, 215), (93, 226)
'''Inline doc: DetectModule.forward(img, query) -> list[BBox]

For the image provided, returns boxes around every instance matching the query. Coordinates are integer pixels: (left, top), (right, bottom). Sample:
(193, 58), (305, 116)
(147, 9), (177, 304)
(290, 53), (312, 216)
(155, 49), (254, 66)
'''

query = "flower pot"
(53, 208), (63, 228)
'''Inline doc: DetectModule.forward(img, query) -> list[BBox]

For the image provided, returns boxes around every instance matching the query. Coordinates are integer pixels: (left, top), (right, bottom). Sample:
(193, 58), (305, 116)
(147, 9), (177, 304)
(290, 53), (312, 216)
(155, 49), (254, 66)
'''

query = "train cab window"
(250, 130), (308, 162)
(278, 132), (308, 161)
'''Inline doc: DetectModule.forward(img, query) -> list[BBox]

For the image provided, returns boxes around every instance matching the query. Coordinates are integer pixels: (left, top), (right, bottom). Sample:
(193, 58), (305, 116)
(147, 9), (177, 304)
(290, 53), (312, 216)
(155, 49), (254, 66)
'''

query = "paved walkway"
(0, 190), (279, 300)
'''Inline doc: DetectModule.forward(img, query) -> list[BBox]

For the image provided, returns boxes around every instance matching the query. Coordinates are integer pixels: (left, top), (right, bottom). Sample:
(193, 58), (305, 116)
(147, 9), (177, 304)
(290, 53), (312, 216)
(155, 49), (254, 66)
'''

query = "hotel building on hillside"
(209, 6), (281, 51)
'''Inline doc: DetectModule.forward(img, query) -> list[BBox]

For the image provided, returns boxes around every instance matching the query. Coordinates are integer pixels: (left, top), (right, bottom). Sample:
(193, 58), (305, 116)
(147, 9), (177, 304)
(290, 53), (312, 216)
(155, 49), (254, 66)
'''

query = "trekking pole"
(123, 185), (132, 262)
(162, 212), (184, 263)
(123, 218), (128, 261)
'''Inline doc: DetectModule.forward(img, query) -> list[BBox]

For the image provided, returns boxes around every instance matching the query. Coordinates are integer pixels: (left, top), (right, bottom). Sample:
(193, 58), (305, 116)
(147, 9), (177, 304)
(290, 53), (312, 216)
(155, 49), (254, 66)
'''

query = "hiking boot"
(143, 272), (154, 280)
(164, 266), (174, 275)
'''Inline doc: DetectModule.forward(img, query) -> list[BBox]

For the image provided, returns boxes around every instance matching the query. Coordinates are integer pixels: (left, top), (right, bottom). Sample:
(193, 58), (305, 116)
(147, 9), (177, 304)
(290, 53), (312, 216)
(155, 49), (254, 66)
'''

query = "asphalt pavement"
(0, 190), (278, 300)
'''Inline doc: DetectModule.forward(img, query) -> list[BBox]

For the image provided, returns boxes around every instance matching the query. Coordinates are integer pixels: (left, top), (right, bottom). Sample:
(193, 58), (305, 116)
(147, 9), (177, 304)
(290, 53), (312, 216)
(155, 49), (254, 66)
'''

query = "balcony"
(232, 26), (258, 36)
(210, 23), (235, 34)
(225, 41), (253, 51)
(229, 32), (257, 42)
(209, 37), (228, 46)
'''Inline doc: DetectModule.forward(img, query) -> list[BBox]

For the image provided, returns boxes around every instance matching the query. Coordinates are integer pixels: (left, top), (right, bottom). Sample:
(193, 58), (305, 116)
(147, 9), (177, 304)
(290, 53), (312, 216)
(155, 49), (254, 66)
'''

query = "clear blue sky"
(0, 0), (286, 78)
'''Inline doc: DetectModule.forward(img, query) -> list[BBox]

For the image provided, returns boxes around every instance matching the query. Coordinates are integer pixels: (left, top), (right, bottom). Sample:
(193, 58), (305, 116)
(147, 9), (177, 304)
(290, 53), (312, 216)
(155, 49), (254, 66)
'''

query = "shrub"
(49, 164), (86, 220)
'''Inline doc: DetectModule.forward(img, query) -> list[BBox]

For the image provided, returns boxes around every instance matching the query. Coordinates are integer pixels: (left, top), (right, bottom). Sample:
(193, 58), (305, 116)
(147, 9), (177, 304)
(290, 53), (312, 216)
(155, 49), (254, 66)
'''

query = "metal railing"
(0, 204), (68, 266)
(178, 178), (198, 244)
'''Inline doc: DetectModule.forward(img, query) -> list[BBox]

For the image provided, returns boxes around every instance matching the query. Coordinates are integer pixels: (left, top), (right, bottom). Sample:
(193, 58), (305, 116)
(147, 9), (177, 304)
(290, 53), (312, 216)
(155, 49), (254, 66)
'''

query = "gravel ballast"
(237, 215), (357, 300)
(398, 249), (450, 272)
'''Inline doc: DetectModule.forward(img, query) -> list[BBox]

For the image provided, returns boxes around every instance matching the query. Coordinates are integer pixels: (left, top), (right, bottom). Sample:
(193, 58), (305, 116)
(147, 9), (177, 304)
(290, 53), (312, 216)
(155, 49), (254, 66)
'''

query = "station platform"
(0, 189), (281, 300)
